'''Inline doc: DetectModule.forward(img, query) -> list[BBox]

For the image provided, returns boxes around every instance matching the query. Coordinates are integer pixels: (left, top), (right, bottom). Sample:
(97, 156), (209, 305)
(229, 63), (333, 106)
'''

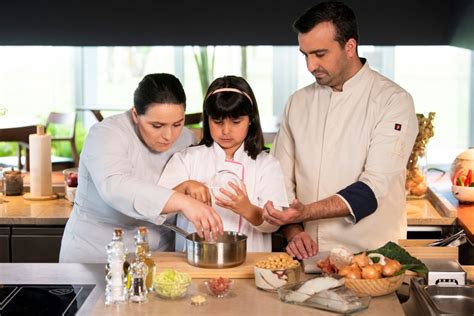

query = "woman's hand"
(165, 192), (223, 241)
(175, 180), (212, 206)
(286, 231), (318, 260)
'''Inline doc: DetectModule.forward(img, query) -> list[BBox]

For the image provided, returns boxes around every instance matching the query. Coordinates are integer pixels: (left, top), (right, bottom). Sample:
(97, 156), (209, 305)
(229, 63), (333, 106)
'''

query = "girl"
(159, 75), (288, 252)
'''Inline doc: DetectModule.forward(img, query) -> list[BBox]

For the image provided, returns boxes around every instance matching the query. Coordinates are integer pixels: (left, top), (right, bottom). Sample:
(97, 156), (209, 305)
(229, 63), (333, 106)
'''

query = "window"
(0, 45), (472, 168)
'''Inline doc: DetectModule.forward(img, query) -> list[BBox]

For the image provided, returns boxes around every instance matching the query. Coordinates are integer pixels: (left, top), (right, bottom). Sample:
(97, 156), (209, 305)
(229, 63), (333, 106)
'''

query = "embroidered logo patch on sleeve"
(394, 123), (402, 131)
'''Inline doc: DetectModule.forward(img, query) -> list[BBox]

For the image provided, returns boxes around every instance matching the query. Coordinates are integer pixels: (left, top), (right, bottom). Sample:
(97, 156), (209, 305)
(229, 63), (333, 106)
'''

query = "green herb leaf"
(366, 241), (428, 274)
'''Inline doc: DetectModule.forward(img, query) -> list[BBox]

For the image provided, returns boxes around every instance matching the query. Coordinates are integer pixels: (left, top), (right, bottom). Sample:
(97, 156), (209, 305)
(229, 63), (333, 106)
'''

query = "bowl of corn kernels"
(254, 254), (301, 291)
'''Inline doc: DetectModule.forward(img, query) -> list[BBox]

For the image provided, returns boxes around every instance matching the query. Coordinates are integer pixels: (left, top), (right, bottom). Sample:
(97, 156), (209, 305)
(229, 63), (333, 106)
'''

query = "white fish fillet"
(285, 277), (344, 302)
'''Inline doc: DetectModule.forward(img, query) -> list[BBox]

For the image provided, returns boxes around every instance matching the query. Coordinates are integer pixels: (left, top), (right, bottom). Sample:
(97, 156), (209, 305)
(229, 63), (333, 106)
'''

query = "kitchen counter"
(0, 195), (72, 225)
(426, 174), (474, 243)
(0, 171), (72, 225)
(0, 192), (450, 227)
(0, 262), (404, 316)
(1, 252), (472, 315)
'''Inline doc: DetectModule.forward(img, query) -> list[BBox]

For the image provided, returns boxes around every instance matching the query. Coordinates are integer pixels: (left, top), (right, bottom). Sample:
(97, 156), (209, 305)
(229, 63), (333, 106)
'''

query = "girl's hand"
(215, 181), (252, 215)
(216, 182), (264, 226)
(176, 180), (212, 206)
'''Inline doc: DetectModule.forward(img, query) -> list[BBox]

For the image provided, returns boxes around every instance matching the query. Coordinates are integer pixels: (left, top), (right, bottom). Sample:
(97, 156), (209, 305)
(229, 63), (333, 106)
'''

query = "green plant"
(47, 120), (86, 158)
(0, 142), (17, 156)
(193, 46), (215, 98)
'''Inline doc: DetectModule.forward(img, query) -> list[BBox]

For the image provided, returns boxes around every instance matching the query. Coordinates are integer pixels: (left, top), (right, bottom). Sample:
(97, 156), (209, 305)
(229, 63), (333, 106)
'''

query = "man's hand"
(263, 199), (306, 225)
(286, 231), (318, 260)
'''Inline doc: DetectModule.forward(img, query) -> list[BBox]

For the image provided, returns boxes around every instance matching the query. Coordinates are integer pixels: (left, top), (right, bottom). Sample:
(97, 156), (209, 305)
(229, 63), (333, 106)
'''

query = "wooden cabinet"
(11, 226), (64, 262)
(0, 227), (10, 262)
(0, 225), (65, 263)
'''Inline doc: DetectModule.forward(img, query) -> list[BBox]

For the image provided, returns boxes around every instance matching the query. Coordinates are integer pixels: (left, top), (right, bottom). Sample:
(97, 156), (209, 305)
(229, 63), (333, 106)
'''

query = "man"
(264, 1), (418, 259)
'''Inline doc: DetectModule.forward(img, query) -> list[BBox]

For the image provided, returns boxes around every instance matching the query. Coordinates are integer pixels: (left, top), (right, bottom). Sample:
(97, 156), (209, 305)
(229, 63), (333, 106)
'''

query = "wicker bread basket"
(344, 273), (404, 297)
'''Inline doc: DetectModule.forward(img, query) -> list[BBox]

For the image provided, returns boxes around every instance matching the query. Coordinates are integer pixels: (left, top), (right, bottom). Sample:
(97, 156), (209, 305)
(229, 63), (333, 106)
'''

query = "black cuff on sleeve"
(337, 181), (377, 223)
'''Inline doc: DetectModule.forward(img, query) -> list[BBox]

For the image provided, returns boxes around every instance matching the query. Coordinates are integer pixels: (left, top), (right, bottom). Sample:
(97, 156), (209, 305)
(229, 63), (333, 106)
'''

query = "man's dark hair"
(293, 1), (359, 48)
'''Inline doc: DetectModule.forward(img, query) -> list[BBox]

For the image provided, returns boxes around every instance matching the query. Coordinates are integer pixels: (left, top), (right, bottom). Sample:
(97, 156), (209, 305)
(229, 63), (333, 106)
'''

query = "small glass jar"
(4, 169), (23, 196)
(0, 168), (4, 197)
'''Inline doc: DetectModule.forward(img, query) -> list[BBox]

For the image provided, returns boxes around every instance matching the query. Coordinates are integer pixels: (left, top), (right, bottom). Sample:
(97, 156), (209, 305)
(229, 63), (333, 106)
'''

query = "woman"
(59, 73), (223, 263)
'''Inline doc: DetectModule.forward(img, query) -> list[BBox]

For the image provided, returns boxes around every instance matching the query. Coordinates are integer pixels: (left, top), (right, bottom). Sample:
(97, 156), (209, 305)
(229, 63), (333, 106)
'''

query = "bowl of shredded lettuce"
(154, 269), (192, 299)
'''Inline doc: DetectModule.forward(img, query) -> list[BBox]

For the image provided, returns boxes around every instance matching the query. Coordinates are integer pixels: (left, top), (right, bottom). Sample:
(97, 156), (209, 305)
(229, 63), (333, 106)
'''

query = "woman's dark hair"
(293, 1), (359, 48)
(133, 73), (186, 115)
(199, 75), (264, 159)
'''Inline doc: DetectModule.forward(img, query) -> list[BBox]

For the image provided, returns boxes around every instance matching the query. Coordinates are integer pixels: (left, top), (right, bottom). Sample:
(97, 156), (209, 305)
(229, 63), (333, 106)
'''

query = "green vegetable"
(154, 269), (191, 298)
(366, 241), (428, 275)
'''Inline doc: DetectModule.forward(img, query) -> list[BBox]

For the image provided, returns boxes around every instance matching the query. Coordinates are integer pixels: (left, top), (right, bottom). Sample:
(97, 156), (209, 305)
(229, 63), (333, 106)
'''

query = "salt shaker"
(105, 228), (128, 305)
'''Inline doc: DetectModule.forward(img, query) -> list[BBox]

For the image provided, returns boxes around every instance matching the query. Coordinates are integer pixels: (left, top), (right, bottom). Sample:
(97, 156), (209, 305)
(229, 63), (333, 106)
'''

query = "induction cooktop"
(0, 284), (95, 316)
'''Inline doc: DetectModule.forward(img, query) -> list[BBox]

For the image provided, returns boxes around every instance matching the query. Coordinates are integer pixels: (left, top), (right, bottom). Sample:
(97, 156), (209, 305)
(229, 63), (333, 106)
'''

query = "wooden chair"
(185, 112), (203, 142)
(18, 112), (78, 171)
(184, 112), (202, 124)
(46, 112), (79, 169)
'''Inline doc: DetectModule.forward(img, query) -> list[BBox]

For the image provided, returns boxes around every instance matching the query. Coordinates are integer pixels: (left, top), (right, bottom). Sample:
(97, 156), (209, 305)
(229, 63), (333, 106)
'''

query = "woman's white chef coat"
(158, 143), (289, 252)
(59, 110), (194, 263)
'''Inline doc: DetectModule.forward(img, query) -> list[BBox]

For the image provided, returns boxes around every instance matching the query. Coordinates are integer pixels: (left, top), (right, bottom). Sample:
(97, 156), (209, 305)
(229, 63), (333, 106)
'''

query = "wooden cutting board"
(151, 252), (281, 279)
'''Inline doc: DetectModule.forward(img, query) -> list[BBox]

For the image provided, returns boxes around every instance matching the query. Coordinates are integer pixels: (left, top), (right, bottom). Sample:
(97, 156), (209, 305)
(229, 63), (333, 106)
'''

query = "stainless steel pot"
(162, 223), (247, 268)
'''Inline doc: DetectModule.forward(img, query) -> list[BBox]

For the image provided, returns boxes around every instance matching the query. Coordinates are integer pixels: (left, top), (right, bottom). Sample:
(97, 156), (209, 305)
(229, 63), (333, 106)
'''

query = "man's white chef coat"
(158, 143), (289, 252)
(59, 110), (194, 263)
(271, 60), (418, 253)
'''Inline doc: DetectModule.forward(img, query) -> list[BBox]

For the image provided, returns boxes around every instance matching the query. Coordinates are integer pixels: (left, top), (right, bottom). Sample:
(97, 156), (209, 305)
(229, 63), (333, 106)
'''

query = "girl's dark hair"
(293, 1), (359, 48)
(133, 73), (186, 115)
(199, 75), (264, 159)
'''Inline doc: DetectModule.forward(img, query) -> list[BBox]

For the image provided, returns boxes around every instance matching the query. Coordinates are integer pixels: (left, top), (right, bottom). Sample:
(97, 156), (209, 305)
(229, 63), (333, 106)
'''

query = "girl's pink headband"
(205, 88), (253, 106)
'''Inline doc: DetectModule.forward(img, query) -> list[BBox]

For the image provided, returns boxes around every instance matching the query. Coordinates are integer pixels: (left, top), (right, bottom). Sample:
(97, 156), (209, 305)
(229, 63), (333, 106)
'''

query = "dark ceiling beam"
(448, 0), (474, 50)
(0, 0), (464, 47)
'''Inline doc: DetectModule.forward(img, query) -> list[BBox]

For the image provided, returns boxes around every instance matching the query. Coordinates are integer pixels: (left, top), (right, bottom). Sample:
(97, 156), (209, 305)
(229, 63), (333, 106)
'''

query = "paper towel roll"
(29, 125), (53, 197)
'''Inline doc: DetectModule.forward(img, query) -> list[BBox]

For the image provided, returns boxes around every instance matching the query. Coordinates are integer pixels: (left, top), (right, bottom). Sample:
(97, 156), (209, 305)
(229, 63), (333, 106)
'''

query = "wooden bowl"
(344, 273), (404, 297)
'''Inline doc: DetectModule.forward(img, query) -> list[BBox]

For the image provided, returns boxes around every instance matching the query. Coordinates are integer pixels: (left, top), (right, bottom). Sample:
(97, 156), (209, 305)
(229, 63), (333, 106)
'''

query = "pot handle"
(161, 222), (190, 238)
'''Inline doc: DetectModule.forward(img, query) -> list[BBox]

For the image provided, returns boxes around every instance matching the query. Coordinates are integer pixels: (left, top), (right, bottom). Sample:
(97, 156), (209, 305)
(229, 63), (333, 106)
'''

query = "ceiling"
(0, 0), (472, 48)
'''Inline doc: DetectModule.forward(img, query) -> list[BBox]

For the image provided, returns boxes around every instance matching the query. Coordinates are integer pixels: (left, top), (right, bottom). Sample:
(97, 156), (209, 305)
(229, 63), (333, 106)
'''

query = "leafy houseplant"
(193, 46), (215, 98)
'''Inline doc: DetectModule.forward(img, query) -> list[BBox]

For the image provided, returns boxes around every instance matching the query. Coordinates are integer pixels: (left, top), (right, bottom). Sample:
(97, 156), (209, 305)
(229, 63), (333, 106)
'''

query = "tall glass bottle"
(135, 226), (156, 291)
(105, 228), (127, 305)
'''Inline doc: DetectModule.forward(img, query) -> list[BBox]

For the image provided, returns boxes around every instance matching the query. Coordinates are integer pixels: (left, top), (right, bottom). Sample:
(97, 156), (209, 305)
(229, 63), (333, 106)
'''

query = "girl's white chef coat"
(158, 143), (289, 252)
(59, 110), (195, 263)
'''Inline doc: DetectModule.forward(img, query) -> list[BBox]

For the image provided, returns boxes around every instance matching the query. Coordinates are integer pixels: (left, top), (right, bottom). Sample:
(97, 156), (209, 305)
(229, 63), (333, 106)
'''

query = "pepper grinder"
(128, 257), (148, 303)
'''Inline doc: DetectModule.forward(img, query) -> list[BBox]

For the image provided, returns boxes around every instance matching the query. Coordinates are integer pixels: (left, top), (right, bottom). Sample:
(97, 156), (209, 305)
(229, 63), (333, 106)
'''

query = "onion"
(382, 259), (402, 277)
(352, 252), (371, 268)
(338, 265), (353, 277)
(344, 266), (362, 280)
(361, 265), (382, 279)
(372, 263), (383, 274)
